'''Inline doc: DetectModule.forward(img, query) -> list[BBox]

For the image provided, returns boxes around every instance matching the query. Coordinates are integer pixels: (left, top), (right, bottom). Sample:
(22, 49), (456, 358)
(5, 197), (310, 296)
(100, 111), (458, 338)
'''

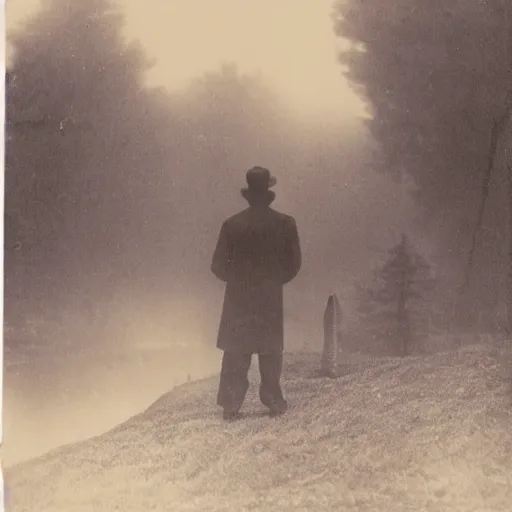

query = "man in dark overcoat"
(211, 166), (301, 421)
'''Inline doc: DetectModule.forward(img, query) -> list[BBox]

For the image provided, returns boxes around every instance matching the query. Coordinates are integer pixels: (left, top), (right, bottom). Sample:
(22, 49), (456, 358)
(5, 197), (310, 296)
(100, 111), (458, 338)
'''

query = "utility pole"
(502, 3), (512, 336)
(469, 4), (512, 336)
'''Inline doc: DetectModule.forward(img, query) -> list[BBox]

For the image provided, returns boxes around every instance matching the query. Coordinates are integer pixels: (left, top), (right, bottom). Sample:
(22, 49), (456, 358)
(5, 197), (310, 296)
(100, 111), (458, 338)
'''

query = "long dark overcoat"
(211, 206), (301, 354)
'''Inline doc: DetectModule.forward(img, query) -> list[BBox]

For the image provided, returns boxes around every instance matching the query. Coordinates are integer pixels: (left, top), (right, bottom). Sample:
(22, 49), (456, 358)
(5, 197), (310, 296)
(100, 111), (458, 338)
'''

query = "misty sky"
(7, 0), (366, 119)
(4, 0), (509, 471)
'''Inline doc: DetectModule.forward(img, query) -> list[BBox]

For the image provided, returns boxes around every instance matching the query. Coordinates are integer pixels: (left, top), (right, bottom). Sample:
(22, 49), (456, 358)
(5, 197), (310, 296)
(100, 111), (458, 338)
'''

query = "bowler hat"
(242, 166), (277, 195)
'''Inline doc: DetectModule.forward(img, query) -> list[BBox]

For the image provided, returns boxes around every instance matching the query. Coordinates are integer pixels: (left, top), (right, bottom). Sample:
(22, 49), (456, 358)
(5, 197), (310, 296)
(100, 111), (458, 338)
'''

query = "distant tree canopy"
(356, 234), (436, 355)
(171, 62), (293, 201)
(333, 1), (511, 258)
(6, 0), (177, 312)
(5, 0), (299, 324)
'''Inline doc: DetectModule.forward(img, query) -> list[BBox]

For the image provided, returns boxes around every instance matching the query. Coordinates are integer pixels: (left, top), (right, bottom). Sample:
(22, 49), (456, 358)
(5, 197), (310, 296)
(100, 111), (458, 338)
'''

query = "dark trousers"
(217, 351), (286, 413)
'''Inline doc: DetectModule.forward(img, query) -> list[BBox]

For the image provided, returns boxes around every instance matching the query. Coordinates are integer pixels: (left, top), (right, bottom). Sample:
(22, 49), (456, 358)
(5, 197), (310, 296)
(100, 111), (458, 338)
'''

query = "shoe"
(268, 401), (288, 418)
(223, 410), (242, 422)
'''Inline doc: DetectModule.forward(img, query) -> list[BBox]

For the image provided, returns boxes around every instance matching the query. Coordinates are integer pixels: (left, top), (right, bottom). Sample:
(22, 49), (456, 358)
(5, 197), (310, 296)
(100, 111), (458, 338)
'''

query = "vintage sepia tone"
(4, 0), (512, 510)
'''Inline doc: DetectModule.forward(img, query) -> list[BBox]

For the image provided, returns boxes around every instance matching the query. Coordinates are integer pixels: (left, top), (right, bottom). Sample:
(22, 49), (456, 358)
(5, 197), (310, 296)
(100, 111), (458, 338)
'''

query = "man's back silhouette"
(211, 166), (301, 421)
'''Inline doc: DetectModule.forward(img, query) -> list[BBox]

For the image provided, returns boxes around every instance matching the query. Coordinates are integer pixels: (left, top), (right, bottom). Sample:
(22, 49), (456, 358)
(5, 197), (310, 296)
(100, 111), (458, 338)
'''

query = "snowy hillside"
(6, 342), (512, 511)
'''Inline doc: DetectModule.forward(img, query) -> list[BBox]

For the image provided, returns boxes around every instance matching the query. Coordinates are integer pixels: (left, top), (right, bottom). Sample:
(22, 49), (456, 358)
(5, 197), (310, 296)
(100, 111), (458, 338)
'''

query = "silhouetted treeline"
(335, 0), (510, 330)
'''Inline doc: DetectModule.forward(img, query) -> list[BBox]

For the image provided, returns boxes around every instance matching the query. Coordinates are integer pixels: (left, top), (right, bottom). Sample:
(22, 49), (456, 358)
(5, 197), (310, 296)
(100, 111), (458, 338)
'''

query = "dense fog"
(4, 0), (506, 466)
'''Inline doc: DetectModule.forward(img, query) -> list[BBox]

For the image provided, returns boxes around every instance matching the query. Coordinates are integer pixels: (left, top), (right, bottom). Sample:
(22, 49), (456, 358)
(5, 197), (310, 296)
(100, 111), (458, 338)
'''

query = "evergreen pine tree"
(357, 234), (436, 356)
